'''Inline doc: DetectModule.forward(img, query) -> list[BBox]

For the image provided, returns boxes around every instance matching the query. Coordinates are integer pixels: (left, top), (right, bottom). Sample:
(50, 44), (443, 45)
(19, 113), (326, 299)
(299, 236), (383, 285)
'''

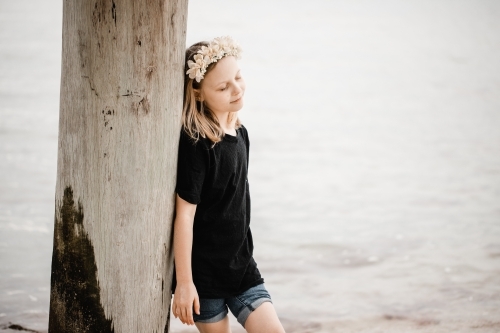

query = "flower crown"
(186, 36), (242, 83)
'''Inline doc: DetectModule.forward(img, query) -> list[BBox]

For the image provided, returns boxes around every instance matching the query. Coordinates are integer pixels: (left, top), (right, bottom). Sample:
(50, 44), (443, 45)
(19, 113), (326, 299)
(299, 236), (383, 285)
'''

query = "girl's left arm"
(172, 194), (200, 325)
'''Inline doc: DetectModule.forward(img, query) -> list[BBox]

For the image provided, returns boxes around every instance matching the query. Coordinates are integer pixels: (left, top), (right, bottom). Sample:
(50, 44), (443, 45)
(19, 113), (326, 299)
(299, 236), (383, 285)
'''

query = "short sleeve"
(240, 125), (250, 168)
(175, 131), (208, 204)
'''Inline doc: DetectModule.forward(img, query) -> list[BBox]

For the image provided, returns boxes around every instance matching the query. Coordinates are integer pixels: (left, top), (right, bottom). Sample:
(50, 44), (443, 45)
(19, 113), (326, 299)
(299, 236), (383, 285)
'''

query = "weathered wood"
(49, 1), (188, 332)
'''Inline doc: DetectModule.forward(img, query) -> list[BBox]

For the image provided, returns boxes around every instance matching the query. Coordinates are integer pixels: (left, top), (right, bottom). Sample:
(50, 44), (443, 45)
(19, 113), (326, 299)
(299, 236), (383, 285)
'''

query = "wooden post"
(48, 1), (188, 332)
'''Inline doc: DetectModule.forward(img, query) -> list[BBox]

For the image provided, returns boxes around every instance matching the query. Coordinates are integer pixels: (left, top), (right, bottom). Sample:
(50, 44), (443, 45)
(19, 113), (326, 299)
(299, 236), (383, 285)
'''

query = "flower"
(187, 36), (242, 82)
(186, 54), (208, 82)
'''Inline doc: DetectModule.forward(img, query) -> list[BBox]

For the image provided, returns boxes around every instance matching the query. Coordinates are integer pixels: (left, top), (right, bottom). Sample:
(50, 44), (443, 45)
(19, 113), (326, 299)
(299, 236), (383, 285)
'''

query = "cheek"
(203, 93), (225, 108)
(201, 90), (216, 104)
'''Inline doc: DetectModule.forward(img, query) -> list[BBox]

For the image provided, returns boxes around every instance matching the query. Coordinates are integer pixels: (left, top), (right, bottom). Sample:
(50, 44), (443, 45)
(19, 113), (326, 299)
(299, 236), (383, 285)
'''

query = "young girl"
(172, 36), (285, 333)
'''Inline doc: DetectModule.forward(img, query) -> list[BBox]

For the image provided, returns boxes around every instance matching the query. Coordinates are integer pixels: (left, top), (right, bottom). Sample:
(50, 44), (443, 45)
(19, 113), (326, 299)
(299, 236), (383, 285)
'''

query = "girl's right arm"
(172, 194), (200, 325)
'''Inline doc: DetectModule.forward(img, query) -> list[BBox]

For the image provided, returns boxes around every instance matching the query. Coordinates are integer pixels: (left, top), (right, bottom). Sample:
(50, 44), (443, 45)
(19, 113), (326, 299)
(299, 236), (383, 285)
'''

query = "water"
(1, 0), (500, 332)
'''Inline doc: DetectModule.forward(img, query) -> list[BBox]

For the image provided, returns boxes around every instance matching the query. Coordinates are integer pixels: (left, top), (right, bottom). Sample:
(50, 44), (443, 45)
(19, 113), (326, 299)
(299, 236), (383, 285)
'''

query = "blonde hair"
(182, 42), (241, 144)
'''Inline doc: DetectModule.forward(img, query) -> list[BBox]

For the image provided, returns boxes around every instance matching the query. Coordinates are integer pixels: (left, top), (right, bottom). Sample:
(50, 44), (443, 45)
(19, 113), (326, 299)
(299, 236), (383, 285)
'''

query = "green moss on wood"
(163, 310), (170, 333)
(49, 186), (114, 332)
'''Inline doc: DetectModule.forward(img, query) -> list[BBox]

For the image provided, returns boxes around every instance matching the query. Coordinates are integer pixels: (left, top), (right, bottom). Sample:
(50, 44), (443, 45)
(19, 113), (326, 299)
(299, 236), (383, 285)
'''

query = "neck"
(215, 111), (237, 135)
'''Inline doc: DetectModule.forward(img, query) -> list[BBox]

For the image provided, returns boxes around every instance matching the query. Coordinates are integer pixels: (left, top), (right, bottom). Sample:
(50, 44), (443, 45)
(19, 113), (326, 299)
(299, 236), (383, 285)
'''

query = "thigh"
(244, 302), (285, 333)
(195, 316), (231, 333)
(226, 284), (274, 328)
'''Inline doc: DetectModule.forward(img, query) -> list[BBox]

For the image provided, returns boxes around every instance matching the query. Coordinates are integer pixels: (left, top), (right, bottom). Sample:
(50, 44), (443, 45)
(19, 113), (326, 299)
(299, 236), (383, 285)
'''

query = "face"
(196, 56), (245, 116)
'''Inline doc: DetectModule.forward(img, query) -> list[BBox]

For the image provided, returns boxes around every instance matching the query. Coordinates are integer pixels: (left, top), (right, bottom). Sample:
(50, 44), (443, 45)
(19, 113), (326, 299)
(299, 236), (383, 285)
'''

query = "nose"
(233, 82), (243, 95)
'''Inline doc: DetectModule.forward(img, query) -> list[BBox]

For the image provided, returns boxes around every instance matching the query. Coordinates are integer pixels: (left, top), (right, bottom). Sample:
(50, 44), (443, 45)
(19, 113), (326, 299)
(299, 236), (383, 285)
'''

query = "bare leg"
(244, 302), (285, 333)
(195, 315), (231, 333)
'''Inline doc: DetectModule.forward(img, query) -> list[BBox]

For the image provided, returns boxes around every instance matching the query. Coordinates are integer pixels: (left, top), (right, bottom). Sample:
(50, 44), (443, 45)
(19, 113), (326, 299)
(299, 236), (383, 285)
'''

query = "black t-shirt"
(174, 125), (263, 298)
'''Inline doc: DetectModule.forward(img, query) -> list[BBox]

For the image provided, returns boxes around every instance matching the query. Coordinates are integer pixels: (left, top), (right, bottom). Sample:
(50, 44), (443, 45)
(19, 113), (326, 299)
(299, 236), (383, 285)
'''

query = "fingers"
(172, 301), (188, 323)
(172, 298), (178, 318)
(194, 296), (200, 315)
(174, 302), (194, 325)
(180, 306), (194, 325)
(172, 285), (199, 325)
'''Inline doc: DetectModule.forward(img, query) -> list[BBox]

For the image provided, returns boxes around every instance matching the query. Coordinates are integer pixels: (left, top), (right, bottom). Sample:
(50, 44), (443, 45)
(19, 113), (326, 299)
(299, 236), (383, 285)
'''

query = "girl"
(172, 36), (286, 333)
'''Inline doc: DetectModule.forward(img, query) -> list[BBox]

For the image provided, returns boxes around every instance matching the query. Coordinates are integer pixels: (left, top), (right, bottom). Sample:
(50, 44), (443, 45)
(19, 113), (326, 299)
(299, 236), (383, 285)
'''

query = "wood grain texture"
(49, 1), (188, 332)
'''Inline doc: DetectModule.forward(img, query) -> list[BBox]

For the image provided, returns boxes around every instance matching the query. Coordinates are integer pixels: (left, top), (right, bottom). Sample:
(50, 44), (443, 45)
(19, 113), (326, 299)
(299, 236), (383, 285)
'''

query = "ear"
(193, 88), (203, 102)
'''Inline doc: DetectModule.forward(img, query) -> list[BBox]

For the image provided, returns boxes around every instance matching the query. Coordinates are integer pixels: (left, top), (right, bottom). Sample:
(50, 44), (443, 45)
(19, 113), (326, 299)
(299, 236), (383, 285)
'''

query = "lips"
(231, 96), (242, 103)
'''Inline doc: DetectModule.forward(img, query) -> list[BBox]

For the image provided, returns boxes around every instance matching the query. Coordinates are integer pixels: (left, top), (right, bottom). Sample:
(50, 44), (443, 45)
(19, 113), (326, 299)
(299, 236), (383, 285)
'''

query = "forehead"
(202, 56), (240, 86)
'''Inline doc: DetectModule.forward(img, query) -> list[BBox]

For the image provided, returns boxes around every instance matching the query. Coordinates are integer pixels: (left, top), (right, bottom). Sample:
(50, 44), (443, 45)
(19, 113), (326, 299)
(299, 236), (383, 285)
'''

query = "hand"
(172, 281), (200, 325)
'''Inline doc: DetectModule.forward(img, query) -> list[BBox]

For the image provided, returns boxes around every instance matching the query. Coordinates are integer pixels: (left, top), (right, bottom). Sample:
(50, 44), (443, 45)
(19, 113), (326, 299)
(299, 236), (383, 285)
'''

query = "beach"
(1, 0), (500, 332)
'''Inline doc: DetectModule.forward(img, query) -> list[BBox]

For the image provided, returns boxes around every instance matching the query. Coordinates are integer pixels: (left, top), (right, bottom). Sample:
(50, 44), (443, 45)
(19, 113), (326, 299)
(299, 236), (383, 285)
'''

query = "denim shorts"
(194, 283), (272, 327)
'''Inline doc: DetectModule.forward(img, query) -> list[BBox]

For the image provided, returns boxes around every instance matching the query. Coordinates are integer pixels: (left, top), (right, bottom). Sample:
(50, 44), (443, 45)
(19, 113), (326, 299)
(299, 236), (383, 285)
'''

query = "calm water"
(1, 0), (500, 332)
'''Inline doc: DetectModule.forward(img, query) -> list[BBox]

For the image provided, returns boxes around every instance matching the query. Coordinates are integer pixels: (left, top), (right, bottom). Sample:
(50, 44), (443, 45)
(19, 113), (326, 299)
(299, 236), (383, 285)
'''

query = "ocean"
(1, 0), (499, 332)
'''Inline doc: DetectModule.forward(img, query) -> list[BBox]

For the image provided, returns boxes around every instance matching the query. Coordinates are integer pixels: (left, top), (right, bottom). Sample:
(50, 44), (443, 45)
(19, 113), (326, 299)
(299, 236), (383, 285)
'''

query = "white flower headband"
(186, 36), (242, 83)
